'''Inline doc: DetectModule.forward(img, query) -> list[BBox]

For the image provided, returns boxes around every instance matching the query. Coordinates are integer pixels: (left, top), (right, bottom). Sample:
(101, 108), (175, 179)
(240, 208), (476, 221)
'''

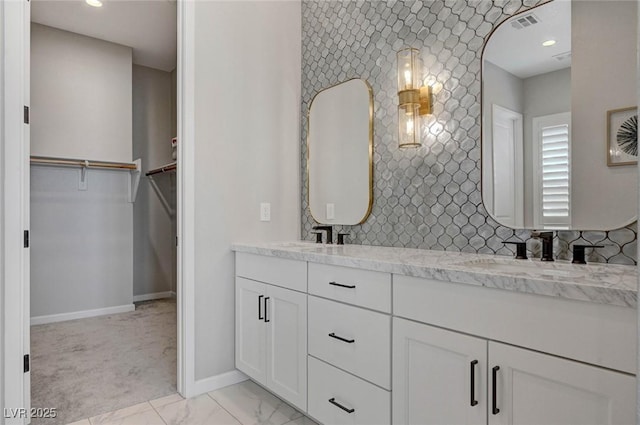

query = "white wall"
(572, 0), (637, 229)
(30, 167), (133, 318)
(482, 61), (523, 220)
(30, 25), (134, 320)
(522, 67), (571, 227)
(31, 24), (132, 162)
(192, 0), (301, 381)
(133, 65), (176, 297)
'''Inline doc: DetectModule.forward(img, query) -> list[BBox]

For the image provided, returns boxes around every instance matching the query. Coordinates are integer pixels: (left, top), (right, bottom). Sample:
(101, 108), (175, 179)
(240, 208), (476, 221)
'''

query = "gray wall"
(30, 25), (134, 318)
(522, 67), (571, 226)
(301, 0), (636, 264)
(132, 65), (176, 297)
(482, 60), (523, 219)
(193, 1), (301, 380)
(571, 0), (637, 229)
(30, 167), (133, 317)
(31, 24), (132, 162)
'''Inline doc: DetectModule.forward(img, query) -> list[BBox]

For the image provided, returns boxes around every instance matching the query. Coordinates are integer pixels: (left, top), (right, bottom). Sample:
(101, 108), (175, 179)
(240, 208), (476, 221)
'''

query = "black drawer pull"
(328, 397), (355, 414)
(470, 360), (478, 407)
(328, 332), (355, 344)
(264, 297), (270, 323)
(329, 281), (356, 289)
(258, 295), (264, 320)
(492, 366), (500, 415)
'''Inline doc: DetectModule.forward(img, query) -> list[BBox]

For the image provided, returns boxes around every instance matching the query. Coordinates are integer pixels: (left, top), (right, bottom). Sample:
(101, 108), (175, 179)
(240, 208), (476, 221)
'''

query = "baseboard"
(133, 291), (174, 303)
(192, 370), (248, 396)
(170, 291), (176, 298)
(31, 304), (135, 326)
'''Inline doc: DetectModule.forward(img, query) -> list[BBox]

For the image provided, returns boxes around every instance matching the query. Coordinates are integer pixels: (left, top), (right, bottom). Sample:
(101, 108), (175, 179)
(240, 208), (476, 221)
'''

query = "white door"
(3, 0), (31, 422)
(392, 318), (487, 425)
(491, 104), (524, 228)
(235, 277), (266, 384)
(265, 285), (307, 412)
(488, 342), (635, 425)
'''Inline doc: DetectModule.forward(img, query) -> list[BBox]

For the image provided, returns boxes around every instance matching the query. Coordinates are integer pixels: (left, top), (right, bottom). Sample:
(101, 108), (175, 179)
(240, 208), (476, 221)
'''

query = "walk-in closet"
(28, 1), (178, 423)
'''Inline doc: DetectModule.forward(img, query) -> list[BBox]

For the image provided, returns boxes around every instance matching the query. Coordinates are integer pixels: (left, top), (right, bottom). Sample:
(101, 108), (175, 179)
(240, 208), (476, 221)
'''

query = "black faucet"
(530, 231), (554, 261)
(571, 244), (604, 264)
(337, 233), (350, 245)
(313, 226), (333, 244)
(502, 240), (528, 259)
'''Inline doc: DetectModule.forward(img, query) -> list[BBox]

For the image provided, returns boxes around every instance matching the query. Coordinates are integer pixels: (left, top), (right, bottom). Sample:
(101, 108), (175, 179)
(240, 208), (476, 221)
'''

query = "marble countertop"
(232, 241), (638, 308)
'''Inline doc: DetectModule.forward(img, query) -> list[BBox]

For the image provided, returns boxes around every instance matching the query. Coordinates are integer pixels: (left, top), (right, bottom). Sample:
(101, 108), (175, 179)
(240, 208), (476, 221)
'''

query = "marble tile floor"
(66, 380), (319, 425)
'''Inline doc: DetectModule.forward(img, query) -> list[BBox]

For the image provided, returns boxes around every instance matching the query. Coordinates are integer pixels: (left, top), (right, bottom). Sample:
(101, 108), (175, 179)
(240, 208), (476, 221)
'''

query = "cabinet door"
(393, 318), (487, 425)
(488, 342), (635, 425)
(265, 285), (307, 411)
(235, 277), (267, 384)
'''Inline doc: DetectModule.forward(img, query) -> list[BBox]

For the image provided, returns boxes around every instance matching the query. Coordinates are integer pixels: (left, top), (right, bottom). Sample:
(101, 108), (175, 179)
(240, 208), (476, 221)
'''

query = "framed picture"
(607, 106), (637, 166)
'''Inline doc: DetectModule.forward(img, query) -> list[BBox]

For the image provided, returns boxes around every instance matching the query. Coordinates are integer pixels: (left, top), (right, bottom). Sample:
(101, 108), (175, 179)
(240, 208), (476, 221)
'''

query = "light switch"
(326, 203), (335, 220)
(260, 203), (271, 222)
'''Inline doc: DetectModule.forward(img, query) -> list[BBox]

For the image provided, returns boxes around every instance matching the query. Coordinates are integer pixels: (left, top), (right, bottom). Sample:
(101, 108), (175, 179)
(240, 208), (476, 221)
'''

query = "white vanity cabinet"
(488, 342), (635, 425)
(393, 318), (487, 425)
(307, 263), (392, 425)
(235, 253), (308, 411)
(393, 275), (637, 425)
(233, 245), (636, 425)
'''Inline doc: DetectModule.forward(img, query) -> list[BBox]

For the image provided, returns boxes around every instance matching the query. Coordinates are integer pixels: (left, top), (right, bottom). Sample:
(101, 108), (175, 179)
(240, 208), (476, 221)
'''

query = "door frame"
(1, 0), (198, 418)
(2, 0), (31, 422)
(176, 0), (196, 398)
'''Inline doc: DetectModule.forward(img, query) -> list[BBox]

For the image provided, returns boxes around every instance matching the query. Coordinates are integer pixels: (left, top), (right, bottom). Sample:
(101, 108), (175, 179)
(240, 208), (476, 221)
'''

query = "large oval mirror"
(482, 0), (637, 230)
(308, 78), (373, 225)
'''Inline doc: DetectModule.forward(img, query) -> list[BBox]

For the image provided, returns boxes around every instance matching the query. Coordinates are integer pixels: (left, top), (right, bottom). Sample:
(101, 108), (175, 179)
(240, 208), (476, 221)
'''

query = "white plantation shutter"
(532, 113), (571, 229)
(541, 125), (570, 222)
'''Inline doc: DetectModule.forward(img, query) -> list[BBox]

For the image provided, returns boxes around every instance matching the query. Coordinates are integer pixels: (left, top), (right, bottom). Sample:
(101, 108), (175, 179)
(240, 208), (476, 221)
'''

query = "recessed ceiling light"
(85, 0), (103, 7)
(542, 39), (556, 47)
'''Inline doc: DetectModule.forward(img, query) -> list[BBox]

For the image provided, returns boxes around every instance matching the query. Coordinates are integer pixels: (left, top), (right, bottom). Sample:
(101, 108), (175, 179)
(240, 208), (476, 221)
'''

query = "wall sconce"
(397, 47), (432, 148)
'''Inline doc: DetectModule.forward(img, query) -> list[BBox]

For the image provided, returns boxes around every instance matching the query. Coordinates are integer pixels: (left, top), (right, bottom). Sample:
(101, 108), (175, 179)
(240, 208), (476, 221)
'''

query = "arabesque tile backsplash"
(300, 0), (637, 265)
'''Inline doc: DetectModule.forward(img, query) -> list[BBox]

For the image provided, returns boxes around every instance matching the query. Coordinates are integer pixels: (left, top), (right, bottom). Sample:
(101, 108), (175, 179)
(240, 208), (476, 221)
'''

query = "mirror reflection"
(482, 0), (637, 230)
(308, 79), (373, 225)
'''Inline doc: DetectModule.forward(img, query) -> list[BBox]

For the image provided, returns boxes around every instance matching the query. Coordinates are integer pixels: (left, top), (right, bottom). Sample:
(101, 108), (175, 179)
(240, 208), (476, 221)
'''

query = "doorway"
(27, 1), (178, 423)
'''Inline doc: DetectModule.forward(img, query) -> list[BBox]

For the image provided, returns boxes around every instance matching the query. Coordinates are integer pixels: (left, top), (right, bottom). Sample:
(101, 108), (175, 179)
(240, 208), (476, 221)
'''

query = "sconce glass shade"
(398, 103), (420, 148)
(397, 48), (421, 91)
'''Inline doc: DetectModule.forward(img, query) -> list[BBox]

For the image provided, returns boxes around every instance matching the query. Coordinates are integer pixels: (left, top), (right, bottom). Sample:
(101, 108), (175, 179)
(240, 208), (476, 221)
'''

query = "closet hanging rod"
(30, 156), (138, 171)
(146, 162), (176, 176)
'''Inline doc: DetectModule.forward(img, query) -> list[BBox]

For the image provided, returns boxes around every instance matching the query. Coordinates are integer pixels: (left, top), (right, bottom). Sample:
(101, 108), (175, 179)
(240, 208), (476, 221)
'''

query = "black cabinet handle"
(258, 295), (264, 320)
(328, 397), (355, 414)
(328, 332), (355, 344)
(470, 360), (478, 407)
(264, 297), (270, 323)
(329, 281), (356, 289)
(492, 366), (500, 415)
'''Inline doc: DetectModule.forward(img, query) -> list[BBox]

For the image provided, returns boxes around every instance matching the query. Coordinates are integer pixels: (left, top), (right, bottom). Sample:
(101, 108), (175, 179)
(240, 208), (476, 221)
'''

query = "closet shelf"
(30, 155), (138, 170)
(30, 155), (142, 203)
(146, 162), (176, 176)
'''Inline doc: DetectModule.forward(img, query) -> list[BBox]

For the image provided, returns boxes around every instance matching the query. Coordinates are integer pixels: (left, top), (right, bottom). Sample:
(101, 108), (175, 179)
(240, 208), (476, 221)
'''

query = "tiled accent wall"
(301, 0), (637, 265)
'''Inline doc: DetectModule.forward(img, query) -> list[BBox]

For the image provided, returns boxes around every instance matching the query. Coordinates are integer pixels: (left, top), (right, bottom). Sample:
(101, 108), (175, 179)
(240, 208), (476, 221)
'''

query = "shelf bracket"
(78, 160), (89, 190)
(129, 158), (142, 203)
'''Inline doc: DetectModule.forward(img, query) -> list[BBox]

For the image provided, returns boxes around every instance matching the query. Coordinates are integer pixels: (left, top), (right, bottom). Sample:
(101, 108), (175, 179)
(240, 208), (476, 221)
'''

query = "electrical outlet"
(260, 203), (271, 222)
(326, 203), (335, 220)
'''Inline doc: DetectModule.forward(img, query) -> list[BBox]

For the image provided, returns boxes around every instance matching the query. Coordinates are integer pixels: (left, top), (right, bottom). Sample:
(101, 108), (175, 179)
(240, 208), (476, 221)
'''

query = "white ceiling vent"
(510, 13), (541, 29)
(552, 51), (572, 62)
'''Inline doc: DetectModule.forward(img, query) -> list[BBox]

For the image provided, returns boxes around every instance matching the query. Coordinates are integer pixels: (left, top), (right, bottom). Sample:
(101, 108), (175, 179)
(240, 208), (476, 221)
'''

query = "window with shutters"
(532, 112), (571, 229)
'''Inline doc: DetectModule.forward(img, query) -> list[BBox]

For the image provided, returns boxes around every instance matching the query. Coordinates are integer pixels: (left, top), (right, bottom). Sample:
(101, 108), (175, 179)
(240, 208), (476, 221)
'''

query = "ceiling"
(484, 0), (571, 79)
(31, 0), (177, 72)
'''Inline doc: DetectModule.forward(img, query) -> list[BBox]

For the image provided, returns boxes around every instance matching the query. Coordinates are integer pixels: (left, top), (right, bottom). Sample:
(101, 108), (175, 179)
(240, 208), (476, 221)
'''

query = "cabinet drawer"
(308, 356), (390, 425)
(308, 263), (391, 312)
(236, 252), (307, 292)
(308, 296), (391, 389)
